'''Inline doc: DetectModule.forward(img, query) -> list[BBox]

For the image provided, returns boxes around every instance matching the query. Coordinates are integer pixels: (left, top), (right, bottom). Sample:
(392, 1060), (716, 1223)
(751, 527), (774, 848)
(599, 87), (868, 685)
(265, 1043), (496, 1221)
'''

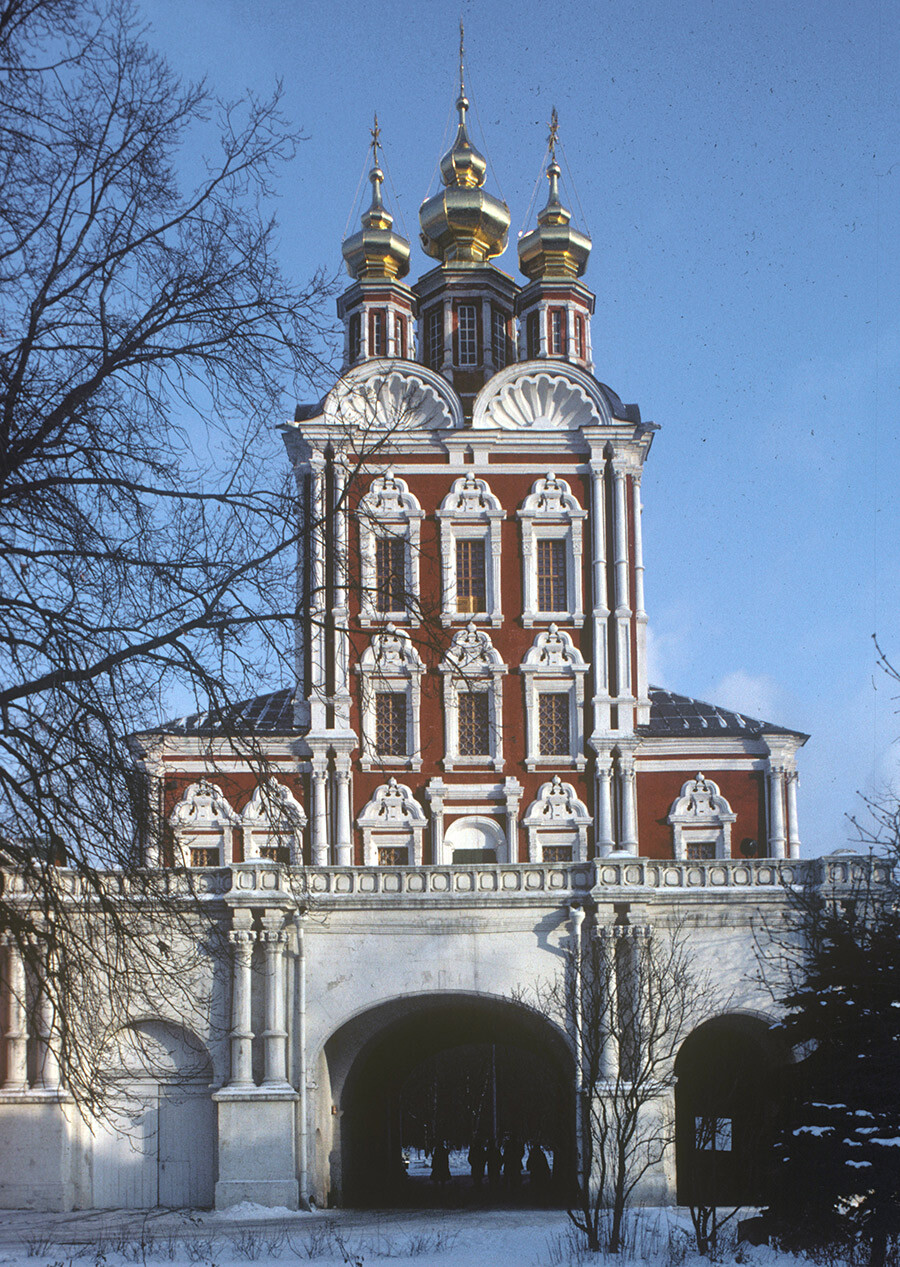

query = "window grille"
(538, 693), (570, 756)
(425, 307), (443, 368)
(349, 313), (362, 362)
(457, 303), (478, 366)
(456, 539), (487, 613)
(458, 692), (490, 756)
(491, 309), (507, 368)
(394, 314), (407, 359)
(370, 308), (386, 356)
(378, 846), (409, 866)
(190, 846), (220, 867)
(542, 844), (573, 863)
(375, 692), (408, 756)
(375, 535), (406, 612)
(526, 310), (540, 359)
(686, 842), (717, 861)
(549, 308), (566, 355)
(574, 313), (586, 361)
(537, 538), (567, 611)
(259, 844), (291, 864)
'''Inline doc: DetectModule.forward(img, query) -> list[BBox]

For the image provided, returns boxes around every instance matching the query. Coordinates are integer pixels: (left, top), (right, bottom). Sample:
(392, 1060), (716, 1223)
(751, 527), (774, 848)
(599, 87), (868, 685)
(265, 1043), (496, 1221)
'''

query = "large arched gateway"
(323, 993), (574, 1206)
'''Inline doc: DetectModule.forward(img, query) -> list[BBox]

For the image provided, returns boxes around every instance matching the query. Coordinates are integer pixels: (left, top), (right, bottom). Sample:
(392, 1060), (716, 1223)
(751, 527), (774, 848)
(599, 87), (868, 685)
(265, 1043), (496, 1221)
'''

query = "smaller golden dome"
(518, 110), (591, 281)
(342, 118), (411, 281)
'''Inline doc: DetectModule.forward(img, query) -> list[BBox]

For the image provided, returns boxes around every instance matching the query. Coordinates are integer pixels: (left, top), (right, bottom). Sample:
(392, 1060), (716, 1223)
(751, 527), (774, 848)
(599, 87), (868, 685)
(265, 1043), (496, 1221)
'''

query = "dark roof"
(642, 687), (807, 741)
(151, 684), (806, 743)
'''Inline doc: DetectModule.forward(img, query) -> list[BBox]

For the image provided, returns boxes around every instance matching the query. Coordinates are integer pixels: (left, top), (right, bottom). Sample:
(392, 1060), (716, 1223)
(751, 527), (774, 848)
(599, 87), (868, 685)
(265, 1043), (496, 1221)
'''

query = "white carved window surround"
(523, 775), (592, 863)
(440, 623), (507, 772)
(169, 781), (238, 867)
(356, 625), (425, 771)
(667, 773), (737, 860)
(357, 471), (424, 626)
(517, 472), (586, 627)
(241, 779), (307, 864)
(357, 778), (427, 866)
(436, 474), (505, 627)
(521, 625), (588, 772)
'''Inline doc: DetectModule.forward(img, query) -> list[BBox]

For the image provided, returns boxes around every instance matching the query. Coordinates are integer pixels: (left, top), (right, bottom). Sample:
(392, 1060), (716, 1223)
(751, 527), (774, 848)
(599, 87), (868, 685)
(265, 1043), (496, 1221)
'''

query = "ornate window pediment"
(440, 624), (507, 772)
(518, 472), (587, 626)
(523, 775), (591, 863)
(520, 626), (588, 771)
(241, 779), (307, 864)
(357, 471), (424, 626)
(169, 781), (237, 867)
(667, 773), (737, 861)
(356, 625), (425, 771)
(436, 474), (505, 627)
(357, 778), (427, 866)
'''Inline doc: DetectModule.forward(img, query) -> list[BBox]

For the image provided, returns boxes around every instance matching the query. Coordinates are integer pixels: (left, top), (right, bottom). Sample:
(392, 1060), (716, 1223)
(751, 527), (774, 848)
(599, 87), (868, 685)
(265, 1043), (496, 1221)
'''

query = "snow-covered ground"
(0, 1205), (809, 1267)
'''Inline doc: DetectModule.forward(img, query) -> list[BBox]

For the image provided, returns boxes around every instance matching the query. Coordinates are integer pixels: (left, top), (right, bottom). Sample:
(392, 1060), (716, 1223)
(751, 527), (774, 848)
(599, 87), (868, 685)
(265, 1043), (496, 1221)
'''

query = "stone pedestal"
(213, 1088), (300, 1209)
(0, 1094), (75, 1209)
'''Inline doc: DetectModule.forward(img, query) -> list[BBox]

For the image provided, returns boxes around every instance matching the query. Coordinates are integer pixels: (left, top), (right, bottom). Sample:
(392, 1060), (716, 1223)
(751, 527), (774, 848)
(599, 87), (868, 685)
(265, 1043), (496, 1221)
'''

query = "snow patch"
(214, 1201), (310, 1220)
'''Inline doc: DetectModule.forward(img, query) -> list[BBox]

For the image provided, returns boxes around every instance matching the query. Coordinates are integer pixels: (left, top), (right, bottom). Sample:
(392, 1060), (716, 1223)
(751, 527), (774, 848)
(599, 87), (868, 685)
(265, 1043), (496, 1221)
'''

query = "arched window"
(436, 474), (505, 627)
(356, 625), (425, 771)
(520, 625), (588, 771)
(357, 471), (424, 625)
(357, 778), (427, 866)
(241, 779), (307, 864)
(169, 781), (237, 867)
(440, 624), (507, 771)
(517, 472), (586, 626)
(667, 774), (737, 860)
(522, 776), (591, 863)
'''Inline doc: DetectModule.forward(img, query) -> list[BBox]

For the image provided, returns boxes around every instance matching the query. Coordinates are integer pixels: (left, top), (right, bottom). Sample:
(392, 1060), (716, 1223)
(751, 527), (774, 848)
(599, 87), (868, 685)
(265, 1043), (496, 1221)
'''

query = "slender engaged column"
(311, 758), (329, 866)
(595, 754), (615, 857)
(769, 765), (787, 860)
(2, 938), (28, 1091)
(260, 911), (290, 1088)
(589, 463), (611, 734)
(786, 771), (801, 859)
(334, 761), (352, 867)
(618, 753), (638, 853)
(35, 983), (61, 1090)
(568, 905), (586, 1184)
(297, 912), (309, 1205)
(597, 927), (620, 1085)
(227, 920), (256, 1089)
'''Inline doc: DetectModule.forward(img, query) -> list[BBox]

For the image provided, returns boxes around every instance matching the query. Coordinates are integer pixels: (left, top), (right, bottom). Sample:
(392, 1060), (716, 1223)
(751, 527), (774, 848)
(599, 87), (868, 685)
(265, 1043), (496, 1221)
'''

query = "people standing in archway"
(468, 1137), (486, 1188)
(431, 1139), (451, 1187)
(503, 1137), (524, 1187)
(527, 1143), (551, 1197)
(486, 1136), (502, 1190)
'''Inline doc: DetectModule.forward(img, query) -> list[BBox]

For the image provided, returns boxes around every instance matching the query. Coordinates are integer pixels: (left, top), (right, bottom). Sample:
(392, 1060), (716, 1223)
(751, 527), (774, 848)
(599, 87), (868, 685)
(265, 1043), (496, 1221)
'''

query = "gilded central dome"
(419, 88), (510, 266)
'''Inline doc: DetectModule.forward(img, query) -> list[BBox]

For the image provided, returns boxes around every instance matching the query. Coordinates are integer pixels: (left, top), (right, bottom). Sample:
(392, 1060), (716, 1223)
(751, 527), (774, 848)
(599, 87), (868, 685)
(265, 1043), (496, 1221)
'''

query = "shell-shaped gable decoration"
(324, 362), (463, 433)
(472, 364), (611, 431)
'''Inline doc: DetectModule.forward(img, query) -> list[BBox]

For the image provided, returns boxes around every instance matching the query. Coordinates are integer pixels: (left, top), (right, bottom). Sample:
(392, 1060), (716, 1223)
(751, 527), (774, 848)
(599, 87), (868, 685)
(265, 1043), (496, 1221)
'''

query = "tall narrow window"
(538, 693), (570, 756)
(375, 692), (408, 757)
(537, 538), (568, 612)
(349, 313), (362, 363)
(425, 307), (443, 369)
(457, 303), (478, 366)
(370, 308), (386, 357)
(549, 308), (566, 355)
(375, 536), (406, 613)
(491, 309), (508, 369)
(456, 539), (486, 613)
(574, 313), (586, 361)
(526, 310), (540, 359)
(394, 314), (407, 359)
(458, 692), (490, 756)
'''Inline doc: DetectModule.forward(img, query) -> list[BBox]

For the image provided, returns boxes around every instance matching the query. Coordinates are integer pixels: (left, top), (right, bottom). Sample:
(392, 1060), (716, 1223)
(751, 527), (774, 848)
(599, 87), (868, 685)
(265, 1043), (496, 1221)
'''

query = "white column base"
(214, 1090), (300, 1211)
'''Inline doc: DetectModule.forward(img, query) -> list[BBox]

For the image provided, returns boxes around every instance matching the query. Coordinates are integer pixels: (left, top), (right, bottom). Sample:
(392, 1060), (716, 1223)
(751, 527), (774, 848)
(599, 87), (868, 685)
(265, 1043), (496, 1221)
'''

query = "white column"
(260, 911), (290, 1088)
(769, 765), (787, 859)
(311, 757), (329, 866)
(227, 918), (256, 1089)
(618, 752), (638, 853)
(34, 983), (60, 1090)
(569, 905), (586, 1185)
(442, 300), (453, 370)
(597, 926), (619, 1085)
(504, 779), (521, 864)
(334, 759), (352, 867)
(332, 462), (351, 730)
(589, 463), (611, 735)
(481, 298), (493, 373)
(309, 461), (328, 731)
(631, 472), (650, 723)
(612, 463), (632, 703)
(2, 938), (28, 1091)
(595, 752), (615, 857)
(296, 912), (309, 1205)
(426, 783), (445, 866)
(786, 770), (801, 858)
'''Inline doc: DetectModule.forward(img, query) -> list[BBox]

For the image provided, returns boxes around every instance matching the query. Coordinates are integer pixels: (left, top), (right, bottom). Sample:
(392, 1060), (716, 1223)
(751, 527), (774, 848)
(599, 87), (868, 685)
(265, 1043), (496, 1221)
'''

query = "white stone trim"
(522, 776), (591, 863)
(355, 626), (425, 771)
(439, 625), (507, 772)
(241, 780), (307, 864)
(436, 474), (505, 627)
(323, 360), (463, 433)
(471, 361), (612, 430)
(520, 626), (588, 772)
(424, 777), (523, 865)
(357, 778), (427, 867)
(169, 781), (239, 867)
(356, 471), (424, 626)
(667, 773), (737, 860)
(517, 472), (587, 626)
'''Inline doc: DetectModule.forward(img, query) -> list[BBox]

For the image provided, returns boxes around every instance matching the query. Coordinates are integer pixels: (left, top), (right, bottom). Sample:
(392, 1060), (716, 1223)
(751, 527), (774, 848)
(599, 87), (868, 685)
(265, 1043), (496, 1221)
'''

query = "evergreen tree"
(766, 880), (900, 1267)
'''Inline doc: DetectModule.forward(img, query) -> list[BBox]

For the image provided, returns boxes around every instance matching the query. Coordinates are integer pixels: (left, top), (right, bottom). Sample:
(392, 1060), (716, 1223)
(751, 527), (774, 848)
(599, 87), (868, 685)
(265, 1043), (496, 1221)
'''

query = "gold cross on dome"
(370, 112), (381, 164)
(548, 106), (559, 158)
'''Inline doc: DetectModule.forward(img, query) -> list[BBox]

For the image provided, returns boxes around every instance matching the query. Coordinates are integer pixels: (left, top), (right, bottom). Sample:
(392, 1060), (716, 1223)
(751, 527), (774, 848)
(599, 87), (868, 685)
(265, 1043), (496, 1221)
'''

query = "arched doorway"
(675, 1013), (789, 1207)
(330, 994), (574, 1207)
(443, 816), (507, 864)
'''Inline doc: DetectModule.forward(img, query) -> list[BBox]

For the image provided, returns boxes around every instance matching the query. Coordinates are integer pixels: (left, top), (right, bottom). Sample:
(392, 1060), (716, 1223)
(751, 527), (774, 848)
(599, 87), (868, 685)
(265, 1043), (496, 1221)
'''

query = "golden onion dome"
(518, 111), (591, 281)
(419, 80), (510, 266)
(342, 120), (411, 281)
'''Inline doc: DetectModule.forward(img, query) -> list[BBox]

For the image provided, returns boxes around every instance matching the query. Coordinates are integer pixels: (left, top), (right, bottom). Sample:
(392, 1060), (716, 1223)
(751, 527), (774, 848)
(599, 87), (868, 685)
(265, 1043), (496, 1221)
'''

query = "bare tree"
(0, 0), (344, 1110)
(538, 907), (717, 1253)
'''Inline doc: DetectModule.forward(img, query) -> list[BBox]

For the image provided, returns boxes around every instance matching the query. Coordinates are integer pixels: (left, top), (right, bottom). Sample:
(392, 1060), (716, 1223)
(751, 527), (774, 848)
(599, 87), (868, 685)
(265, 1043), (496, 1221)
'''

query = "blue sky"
(140, 0), (899, 855)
